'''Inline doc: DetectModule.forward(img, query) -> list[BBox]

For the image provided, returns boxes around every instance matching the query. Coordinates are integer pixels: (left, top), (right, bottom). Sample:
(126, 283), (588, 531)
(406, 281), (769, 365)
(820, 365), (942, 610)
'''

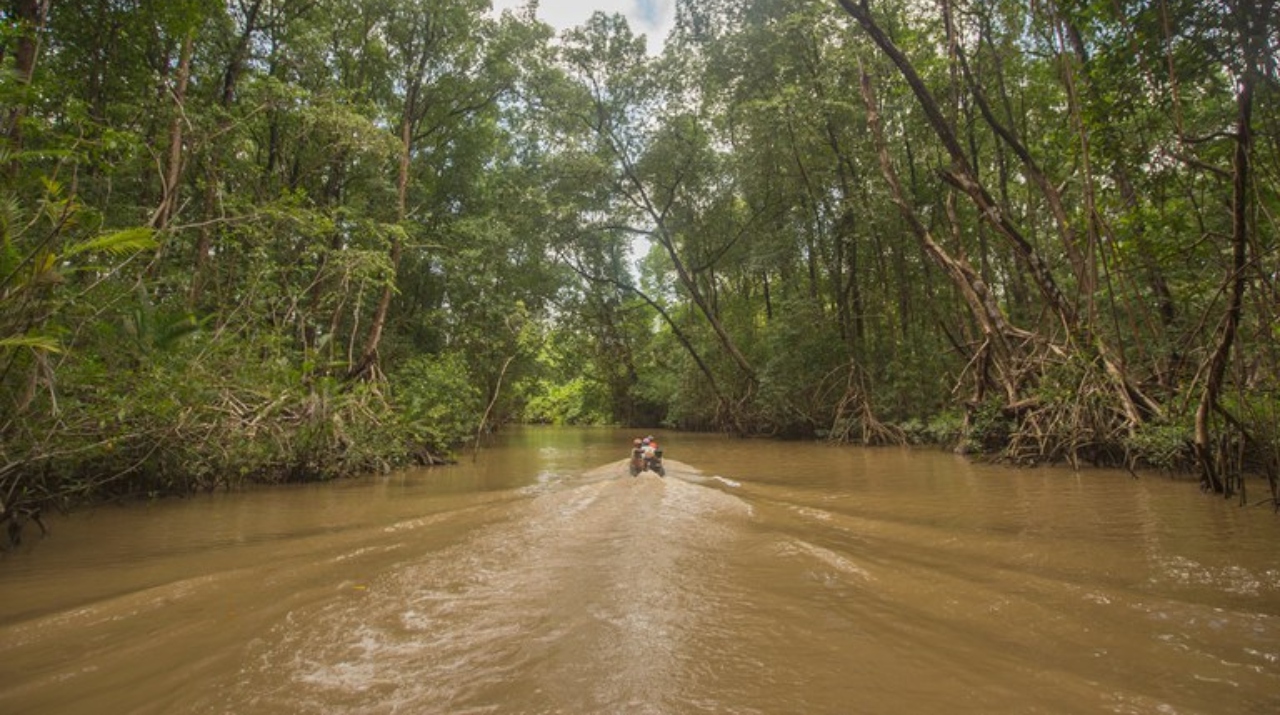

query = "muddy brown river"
(1, 427), (1278, 714)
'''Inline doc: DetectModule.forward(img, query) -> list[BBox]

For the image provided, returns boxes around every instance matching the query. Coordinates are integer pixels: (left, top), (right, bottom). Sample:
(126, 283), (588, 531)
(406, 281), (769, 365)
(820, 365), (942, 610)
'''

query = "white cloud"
(490, 0), (675, 53)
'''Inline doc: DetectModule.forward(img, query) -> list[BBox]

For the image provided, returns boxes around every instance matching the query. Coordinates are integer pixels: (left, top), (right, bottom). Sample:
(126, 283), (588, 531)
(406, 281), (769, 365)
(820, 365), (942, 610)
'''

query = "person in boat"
(642, 435), (658, 460)
(629, 436), (664, 476)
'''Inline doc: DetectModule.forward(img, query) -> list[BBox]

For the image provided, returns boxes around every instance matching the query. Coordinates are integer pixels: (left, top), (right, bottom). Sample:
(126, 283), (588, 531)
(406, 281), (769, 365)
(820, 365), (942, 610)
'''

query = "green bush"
(1124, 419), (1195, 472)
(391, 352), (483, 453)
(898, 411), (965, 447)
(523, 376), (610, 425)
(964, 398), (1014, 453)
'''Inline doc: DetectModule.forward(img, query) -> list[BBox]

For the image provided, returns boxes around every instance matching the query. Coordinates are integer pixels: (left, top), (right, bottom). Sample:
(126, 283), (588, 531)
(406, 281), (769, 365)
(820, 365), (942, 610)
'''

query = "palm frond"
(0, 334), (64, 354)
(61, 227), (158, 259)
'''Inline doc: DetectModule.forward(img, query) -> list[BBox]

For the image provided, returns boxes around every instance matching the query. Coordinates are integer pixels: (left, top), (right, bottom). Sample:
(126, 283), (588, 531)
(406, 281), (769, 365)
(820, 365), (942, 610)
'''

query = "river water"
(1, 426), (1277, 714)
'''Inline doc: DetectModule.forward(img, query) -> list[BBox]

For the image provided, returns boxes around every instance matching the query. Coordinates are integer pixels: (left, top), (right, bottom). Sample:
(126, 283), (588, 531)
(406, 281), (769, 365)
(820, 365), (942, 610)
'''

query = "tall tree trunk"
(153, 32), (194, 232)
(191, 1), (266, 306)
(1194, 0), (1266, 493)
(656, 220), (757, 385)
(4, 0), (49, 154)
(837, 0), (1078, 336)
(839, 0), (1160, 425)
(859, 64), (1026, 404)
(950, 30), (1087, 307)
(800, 30), (866, 350)
(1051, 2), (1180, 378)
(348, 3), (441, 381)
(1047, 5), (1099, 320)
(349, 112), (411, 381)
(222, 0), (264, 108)
(609, 140), (758, 385)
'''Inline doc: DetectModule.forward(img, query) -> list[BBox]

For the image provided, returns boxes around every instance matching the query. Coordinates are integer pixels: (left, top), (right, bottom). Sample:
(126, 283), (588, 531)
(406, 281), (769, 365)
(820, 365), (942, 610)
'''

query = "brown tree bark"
(348, 63), (421, 381)
(189, 1), (269, 307)
(4, 0), (50, 153)
(609, 144), (759, 386)
(950, 33), (1087, 301)
(1194, 0), (1269, 493)
(152, 32), (195, 232)
(836, 0), (1078, 336)
(839, 0), (1161, 427)
(858, 65), (1027, 404)
(221, 0), (264, 108)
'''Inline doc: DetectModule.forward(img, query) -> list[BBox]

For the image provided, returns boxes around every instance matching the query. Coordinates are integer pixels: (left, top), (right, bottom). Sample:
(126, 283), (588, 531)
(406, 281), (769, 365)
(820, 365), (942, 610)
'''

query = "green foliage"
(898, 410), (966, 447)
(0, 0), (558, 534)
(1125, 420), (1194, 472)
(2, 326), (414, 517)
(0, 334), (63, 353)
(2, 0), (1278, 540)
(392, 352), (484, 453)
(963, 399), (1016, 454)
(754, 298), (846, 435)
(523, 376), (611, 426)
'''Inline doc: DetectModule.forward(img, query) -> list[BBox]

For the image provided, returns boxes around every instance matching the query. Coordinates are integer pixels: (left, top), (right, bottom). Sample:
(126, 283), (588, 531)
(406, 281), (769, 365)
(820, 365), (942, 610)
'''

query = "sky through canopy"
(489, 0), (676, 52)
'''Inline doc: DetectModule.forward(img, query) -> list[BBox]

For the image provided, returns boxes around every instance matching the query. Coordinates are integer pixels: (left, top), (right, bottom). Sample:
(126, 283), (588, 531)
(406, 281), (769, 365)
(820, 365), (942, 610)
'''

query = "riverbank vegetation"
(2, 0), (1277, 539)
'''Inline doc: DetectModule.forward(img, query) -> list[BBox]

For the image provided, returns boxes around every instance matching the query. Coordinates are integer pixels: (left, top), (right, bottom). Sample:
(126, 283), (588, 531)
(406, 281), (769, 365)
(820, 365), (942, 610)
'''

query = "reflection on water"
(1, 426), (1278, 714)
